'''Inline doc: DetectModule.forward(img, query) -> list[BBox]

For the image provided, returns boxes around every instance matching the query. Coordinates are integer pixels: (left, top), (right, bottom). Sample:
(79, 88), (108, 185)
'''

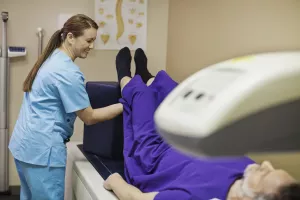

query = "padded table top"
(73, 161), (119, 200)
(77, 144), (125, 180)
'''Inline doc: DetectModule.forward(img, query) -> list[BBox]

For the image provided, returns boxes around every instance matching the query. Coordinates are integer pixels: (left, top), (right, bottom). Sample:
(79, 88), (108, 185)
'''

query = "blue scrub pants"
(14, 158), (65, 200)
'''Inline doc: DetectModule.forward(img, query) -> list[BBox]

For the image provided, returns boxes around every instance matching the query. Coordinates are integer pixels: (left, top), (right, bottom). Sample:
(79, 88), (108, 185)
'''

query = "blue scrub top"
(9, 49), (90, 167)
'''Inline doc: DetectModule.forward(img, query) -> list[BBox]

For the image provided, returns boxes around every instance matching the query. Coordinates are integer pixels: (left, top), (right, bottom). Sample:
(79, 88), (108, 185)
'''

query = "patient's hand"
(104, 173), (123, 191)
(103, 173), (158, 200)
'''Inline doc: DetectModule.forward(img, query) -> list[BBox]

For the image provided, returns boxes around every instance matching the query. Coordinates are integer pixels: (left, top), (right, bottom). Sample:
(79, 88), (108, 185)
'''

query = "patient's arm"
(104, 173), (158, 200)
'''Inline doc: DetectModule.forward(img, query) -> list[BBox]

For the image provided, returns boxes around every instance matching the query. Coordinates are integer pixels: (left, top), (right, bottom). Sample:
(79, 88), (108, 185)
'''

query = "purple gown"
(120, 71), (255, 200)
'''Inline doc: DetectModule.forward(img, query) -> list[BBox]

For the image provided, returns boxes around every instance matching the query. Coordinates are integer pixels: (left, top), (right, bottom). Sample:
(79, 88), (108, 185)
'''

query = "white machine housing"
(154, 51), (300, 156)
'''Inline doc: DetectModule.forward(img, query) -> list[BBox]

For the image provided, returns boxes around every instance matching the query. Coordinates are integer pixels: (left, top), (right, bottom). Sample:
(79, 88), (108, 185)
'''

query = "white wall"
(167, 0), (300, 180)
(167, 0), (300, 81)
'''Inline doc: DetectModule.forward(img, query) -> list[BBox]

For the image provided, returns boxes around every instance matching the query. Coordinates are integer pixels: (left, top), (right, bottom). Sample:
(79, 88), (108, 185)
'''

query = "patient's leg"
(116, 47), (154, 184)
(117, 48), (181, 189)
(120, 76), (196, 193)
(134, 48), (178, 103)
(121, 77), (131, 92)
(148, 70), (178, 104)
(146, 77), (155, 86)
(134, 48), (154, 83)
(116, 47), (132, 84)
(122, 76), (175, 189)
(121, 76), (172, 183)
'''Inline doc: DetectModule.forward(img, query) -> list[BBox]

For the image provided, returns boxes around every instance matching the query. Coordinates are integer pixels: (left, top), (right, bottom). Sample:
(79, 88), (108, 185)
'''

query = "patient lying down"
(103, 47), (300, 200)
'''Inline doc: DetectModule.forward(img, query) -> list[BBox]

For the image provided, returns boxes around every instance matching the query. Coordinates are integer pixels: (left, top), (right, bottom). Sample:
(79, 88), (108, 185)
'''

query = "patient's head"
(257, 183), (300, 200)
(228, 161), (300, 200)
(242, 161), (295, 196)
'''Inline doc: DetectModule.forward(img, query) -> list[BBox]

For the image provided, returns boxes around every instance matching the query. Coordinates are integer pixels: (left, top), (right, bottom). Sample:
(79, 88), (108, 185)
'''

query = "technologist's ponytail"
(23, 14), (98, 92)
(23, 30), (62, 92)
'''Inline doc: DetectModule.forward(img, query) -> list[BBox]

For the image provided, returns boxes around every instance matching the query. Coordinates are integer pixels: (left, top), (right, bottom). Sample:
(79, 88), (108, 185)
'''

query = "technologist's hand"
(103, 173), (123, 191)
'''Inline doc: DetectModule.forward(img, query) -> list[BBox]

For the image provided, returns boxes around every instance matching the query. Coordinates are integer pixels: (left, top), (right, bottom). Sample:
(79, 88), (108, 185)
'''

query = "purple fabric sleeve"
(154, 190), (191, 200)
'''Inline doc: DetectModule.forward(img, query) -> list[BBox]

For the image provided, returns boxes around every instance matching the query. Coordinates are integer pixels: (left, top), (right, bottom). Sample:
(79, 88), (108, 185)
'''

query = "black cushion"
(78, 144), (125, 180)
(83, 81), (124, 160)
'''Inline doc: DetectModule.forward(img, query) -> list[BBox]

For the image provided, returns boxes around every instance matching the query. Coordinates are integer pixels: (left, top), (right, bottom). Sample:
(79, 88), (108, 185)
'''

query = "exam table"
(65, 142), (119, 200)
(65, 82), (125, 200)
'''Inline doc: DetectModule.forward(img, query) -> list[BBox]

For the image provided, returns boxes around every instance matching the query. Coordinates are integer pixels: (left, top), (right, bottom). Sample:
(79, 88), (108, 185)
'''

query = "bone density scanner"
(155, 52), (300, 157)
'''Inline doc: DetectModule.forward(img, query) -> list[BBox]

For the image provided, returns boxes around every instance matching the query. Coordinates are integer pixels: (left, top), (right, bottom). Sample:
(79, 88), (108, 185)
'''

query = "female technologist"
(8, 14), (123, 200)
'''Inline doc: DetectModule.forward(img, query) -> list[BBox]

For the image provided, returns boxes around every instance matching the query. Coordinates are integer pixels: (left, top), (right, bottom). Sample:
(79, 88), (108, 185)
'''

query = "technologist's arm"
(104, 173), (158, 200)
(76, 103), (123, 125)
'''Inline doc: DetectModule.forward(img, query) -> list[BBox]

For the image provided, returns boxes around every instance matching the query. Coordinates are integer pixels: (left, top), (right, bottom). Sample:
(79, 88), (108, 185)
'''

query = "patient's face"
(241, 161), (295, 197)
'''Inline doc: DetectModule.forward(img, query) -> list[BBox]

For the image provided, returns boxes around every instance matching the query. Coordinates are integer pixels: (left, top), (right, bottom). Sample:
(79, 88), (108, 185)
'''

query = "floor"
(0, 187), (20, 200)
(0, 195), (20, 200)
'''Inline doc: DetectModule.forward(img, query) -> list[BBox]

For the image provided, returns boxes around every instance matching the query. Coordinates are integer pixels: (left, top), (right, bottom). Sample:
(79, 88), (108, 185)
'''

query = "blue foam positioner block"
(83, 81), (124, 160)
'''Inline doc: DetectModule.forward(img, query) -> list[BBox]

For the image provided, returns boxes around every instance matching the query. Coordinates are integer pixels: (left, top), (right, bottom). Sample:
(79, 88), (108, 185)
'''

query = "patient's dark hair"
(258, 183), (300, 200)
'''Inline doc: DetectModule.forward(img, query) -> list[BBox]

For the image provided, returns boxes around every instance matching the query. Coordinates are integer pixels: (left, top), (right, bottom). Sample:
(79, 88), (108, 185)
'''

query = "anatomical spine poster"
(94, 0), (147, 50)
